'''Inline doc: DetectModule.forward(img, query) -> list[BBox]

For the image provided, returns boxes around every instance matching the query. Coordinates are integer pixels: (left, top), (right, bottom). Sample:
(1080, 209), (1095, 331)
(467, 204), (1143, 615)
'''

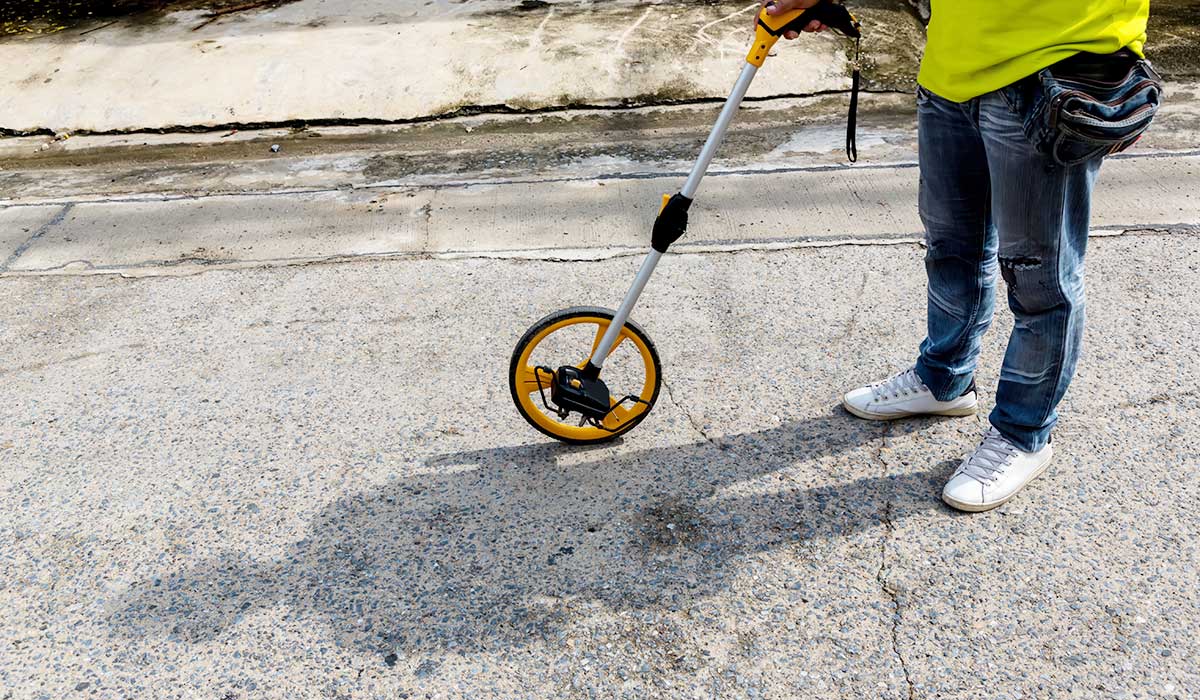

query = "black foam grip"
(651, 193), (692, 253)
(779, 1), (861, 39)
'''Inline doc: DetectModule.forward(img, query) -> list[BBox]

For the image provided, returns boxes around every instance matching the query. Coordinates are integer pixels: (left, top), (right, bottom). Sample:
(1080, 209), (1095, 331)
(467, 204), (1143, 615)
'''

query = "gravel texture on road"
(1, 232), (1197, 698)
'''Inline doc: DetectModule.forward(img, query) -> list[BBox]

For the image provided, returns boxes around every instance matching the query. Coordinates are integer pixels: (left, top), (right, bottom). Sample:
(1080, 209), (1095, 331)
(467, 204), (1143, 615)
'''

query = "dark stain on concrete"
(638, 498), (710, 550)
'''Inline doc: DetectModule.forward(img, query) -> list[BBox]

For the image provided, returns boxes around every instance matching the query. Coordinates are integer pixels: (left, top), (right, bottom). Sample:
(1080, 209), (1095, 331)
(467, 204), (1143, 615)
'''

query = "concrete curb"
(1, 151), (1196, 278)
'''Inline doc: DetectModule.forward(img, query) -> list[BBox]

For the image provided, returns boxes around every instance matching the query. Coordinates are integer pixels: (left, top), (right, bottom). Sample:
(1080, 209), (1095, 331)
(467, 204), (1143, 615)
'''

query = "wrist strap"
(846, 38), (861, 163)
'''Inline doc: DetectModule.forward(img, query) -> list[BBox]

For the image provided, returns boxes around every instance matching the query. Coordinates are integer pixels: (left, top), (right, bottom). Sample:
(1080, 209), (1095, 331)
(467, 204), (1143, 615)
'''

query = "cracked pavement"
(3, 224), (1199, 697)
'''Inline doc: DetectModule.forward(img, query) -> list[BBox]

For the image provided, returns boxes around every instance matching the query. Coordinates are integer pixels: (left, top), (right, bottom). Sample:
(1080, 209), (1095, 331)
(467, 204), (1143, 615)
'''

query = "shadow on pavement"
(107, 408), (960, 660)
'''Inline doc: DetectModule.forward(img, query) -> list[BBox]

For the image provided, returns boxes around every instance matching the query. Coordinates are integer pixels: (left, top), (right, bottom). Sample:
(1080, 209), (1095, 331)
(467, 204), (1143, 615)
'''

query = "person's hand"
(753, 0), (827, 40)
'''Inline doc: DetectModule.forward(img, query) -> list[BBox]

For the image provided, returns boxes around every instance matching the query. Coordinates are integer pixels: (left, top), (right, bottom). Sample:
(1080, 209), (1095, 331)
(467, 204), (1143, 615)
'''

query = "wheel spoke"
(589, 322), (627, 360)
(589, 323), (607, 358)
(515, 365), (552, 394)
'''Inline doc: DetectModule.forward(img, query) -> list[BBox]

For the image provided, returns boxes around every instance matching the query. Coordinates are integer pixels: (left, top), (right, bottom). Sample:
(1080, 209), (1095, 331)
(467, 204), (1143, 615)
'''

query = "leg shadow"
(108, 409), (960, 658)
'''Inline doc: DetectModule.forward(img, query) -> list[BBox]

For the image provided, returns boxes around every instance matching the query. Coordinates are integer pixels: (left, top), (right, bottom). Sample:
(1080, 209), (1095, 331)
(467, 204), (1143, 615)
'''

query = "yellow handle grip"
(746, 4), (809, 67)
(746, 1), (860, 67)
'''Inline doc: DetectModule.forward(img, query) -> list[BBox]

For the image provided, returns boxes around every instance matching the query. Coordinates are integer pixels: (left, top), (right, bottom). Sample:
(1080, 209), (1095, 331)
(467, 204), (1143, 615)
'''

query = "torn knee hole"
(1000, 256), (1043, 271)
(999, 256), (1043, 287)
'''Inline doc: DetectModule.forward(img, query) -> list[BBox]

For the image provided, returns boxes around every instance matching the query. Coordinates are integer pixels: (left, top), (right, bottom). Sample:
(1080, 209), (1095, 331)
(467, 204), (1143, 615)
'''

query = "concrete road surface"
(2, 195), (1199, 699)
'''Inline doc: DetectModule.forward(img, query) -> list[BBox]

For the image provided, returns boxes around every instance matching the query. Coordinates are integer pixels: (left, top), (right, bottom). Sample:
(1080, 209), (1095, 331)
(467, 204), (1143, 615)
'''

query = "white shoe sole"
(841, 396), (979, 421)
(941, 446), (1054, 513)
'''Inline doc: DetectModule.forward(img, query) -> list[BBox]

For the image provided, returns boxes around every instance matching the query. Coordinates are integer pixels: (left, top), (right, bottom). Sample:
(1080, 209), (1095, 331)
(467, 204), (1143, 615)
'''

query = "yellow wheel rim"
(512, 314), (658, 442)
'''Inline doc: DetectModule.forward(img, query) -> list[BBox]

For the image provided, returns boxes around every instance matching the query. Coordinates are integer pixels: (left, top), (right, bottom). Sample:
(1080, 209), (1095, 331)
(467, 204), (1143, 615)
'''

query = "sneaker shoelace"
(960, 428), (1019, 483)
(869, 367), (926, 401)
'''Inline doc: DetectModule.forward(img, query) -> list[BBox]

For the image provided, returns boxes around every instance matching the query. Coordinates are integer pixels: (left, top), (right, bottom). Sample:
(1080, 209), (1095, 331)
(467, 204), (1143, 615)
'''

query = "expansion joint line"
(1, 202), (73, 272)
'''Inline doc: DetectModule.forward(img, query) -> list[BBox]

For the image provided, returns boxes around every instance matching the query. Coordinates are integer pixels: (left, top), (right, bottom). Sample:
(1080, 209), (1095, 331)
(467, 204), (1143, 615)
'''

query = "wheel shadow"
(107, 408), (961, 659)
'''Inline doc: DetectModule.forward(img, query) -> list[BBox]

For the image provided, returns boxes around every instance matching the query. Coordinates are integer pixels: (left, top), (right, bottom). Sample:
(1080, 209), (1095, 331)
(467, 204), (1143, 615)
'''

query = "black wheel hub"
(548, 365), (612, 421)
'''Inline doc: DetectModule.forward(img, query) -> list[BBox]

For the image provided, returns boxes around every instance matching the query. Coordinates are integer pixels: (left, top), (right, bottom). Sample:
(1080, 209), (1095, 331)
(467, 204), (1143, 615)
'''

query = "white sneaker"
(842, 366), (977, 420)
(942, 428), (1053, 512)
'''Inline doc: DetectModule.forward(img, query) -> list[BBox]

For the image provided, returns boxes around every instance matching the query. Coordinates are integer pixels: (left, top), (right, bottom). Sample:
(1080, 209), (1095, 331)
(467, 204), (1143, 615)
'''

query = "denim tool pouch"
(1014, 50), (1164, 167)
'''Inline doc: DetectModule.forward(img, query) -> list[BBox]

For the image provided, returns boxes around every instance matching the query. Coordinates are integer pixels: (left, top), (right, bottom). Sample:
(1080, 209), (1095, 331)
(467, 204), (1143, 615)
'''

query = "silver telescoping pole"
(589, 63), (759, 368)
(589, 249), (663, 367)
(682, 63), (759, 199)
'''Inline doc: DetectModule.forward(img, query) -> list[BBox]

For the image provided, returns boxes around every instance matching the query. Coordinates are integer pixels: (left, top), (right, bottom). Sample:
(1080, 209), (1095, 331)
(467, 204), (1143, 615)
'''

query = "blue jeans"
(912, 82), (1103, 452)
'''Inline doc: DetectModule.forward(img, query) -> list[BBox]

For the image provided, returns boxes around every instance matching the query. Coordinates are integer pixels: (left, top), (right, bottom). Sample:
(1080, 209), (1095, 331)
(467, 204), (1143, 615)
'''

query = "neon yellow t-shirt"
(918, 0), (1149, 103)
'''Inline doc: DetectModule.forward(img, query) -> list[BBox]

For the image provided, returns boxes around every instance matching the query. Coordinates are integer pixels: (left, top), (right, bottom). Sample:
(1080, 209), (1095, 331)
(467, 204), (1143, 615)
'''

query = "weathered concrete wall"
(0, 0), (924, 133)
(7, 0), (1190, 135)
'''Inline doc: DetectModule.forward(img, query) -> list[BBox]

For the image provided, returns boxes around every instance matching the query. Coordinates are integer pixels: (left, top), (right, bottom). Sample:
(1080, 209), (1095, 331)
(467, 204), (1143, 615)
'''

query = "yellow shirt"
(918, 0), (1149, 103)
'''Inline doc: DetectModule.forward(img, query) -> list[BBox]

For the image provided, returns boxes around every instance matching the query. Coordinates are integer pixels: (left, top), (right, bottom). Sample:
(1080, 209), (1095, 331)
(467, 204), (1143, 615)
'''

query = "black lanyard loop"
(846, 37), (861, 163)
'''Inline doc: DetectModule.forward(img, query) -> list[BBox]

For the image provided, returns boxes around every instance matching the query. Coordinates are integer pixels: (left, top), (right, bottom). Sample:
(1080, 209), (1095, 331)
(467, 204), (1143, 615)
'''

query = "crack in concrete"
(873, 421), (916, 700)
(0, 88), (913, 139)
(832, 271), (869, 343)
(4, 149), (1196, 211)
(1115, 387), (1200, 410)
(1, 202), (73, 272)
(438, 236), (926, 263)
(419, 198), (434, 252)
(0, 158), (924, 210)
(660, 377), (720, 449)
(3, 225), (1195, 280)
(0, 343), (146, 376)
(1092, 224), (1200, 237)
(3, 238), (921, 279)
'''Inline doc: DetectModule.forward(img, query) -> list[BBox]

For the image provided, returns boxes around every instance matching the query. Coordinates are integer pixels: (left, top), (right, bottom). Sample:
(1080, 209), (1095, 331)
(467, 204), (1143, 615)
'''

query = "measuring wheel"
(509, 306), (662, 444)
(507, 0), (861, 445)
